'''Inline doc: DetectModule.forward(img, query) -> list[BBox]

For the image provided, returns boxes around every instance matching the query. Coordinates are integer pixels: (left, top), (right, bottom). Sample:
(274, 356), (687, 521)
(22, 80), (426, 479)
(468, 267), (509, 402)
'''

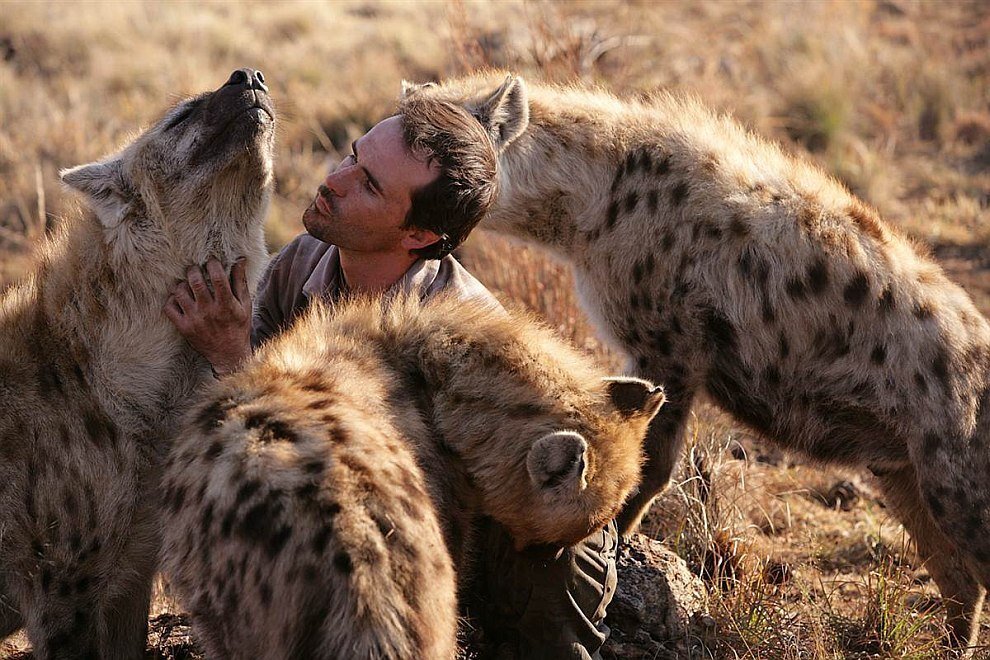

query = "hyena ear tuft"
(473, 75), (529, 151)
(400, 79), (437, 98)
(603, 377), (666, 420)
(61, 158), (135, 228)
(528, 431), (589, 492)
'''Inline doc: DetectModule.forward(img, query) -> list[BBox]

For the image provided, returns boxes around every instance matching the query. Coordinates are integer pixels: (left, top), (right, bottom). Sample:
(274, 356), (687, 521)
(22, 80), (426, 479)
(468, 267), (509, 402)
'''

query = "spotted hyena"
(404, 73), (990, 649)
(161, 293), (664, 659)
(0, 69), (274, 658)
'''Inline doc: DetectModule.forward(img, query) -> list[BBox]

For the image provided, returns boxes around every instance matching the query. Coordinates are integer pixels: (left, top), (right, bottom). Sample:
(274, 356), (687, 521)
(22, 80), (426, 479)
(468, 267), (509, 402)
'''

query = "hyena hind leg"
(616, 374), (696, 537)
(877, 464), (986, 654)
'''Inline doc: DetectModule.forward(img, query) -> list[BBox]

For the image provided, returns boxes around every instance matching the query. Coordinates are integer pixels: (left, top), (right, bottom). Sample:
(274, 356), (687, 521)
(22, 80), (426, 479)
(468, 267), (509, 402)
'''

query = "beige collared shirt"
(251, 234), (500, 347)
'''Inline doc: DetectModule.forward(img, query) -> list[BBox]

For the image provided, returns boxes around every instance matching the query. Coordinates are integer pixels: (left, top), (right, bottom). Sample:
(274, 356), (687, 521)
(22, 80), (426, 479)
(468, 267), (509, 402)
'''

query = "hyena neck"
(37, 214), (216, 431)
(487, 114), (625, 257)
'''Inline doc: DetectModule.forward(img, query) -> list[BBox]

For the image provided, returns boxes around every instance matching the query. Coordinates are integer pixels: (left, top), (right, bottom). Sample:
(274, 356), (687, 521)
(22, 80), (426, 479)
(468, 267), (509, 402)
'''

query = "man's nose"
(324, 165), (356, 196)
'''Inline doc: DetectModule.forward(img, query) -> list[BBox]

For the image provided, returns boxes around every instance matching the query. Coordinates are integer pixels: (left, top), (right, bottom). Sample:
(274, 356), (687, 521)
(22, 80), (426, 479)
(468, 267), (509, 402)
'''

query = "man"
(164, 94), (618, 660)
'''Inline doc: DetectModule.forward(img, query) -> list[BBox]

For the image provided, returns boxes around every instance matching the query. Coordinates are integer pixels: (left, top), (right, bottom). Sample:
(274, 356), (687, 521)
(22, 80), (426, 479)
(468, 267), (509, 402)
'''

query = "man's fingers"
(163, 296), (186, 327)
(206, 259), (234, 307)
(231, 260), (250, 307)
(174, 281), (196, 312)
(187, 265), (210, 302)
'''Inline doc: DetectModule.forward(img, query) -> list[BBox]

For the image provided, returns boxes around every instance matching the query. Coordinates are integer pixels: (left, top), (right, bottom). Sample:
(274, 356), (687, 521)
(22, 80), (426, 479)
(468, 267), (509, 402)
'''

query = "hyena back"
(161, 294), (664, 659)
(0, 69), (274, 658)
(403, 72), (990, 649)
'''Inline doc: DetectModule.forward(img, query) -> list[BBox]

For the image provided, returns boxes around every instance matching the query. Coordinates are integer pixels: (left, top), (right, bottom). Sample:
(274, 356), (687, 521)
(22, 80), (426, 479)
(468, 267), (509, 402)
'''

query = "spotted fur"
(405, 72), (990, 650)
(0, 69), (274, 658)
(161, 294), (663, 659)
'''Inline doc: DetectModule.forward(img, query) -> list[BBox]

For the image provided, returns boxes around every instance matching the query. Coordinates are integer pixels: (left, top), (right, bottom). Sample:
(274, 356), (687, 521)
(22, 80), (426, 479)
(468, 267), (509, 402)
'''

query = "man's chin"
(302, 206), (330, 242)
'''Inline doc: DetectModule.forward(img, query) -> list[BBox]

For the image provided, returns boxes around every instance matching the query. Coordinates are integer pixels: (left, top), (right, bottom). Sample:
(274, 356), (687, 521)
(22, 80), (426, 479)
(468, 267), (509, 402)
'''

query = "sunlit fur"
(408, 71), (990, 651)
(0, 73), (273, 658)
(161, 294), (662, 660)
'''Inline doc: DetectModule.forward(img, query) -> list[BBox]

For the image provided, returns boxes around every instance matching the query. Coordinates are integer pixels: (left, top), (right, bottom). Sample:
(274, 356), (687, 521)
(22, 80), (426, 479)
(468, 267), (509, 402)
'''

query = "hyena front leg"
(98, 533), (157, 659)
(617, 363), (697, 537)
(0, 573), (22, 638)
(877, 463), (985, 654)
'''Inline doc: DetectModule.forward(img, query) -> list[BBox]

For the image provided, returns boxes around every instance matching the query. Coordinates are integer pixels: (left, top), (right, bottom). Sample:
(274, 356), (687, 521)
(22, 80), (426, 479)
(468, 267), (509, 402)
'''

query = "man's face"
(302, 115), (440, 255)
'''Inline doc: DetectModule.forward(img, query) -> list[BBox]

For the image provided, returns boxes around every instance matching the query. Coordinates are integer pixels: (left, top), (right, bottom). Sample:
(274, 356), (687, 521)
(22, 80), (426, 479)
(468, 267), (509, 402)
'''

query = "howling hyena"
(404, 73), (990, 649)
(0, 69), (274, 658)
(161, 294), (664, 660)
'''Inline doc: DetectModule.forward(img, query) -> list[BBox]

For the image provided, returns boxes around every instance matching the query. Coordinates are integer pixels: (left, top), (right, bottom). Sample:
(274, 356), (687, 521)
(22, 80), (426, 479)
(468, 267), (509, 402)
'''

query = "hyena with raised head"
(404, 73), (990, 650)
(161, 293), (664, 660)
(0, 69), (274, 658)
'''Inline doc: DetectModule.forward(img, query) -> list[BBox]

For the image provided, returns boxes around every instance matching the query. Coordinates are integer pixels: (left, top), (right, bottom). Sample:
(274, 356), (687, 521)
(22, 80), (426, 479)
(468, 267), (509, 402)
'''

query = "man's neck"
(337, 248), (419, 294)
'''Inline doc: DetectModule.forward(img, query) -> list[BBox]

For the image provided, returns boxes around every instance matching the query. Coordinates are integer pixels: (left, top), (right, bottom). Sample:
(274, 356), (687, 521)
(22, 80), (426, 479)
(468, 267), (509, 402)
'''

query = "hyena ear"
(528, 431), (589, 493)
(603, 377), (666, 421)
(400, 79), (437, 98)
(473, 75), (529, 151)
(60, 158), (136, 229)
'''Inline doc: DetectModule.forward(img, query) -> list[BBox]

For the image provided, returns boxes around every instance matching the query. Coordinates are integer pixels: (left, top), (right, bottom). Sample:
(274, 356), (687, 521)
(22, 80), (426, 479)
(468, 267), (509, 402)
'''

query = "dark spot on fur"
(303, 460), (325, 475)
(879, 287), (895, 313)
(871, 344), (887, 365)
(807, 259), (829, 294)
(843, 273), (870, 307)
(729, 214), (750, 238)
(624, 191), (639, 215)
(312, 525), (333, 555)
(334, 551), (354, 574)
(197, 399), (233, 434)
(632, 260), (645, 284)
(914, 302), (935, 319)
(605, 201), (619, 230)
(932, 351), (951, 390)
(669, 182), (689, 206)
(914, 372), (928, 393)
(235, 479), (262, 506)
(778, 334), (790, 359)
(201, 503), (214, 536)
(259, 581), (272, 608)
(655, 155), (671, 175)
(761, 298), (775, 324)
(762, 365), (781, 388)
(660, 232), (675, 251)
(926, 492), (945, 518)
(204, 441), (223, 461)
(647, 189), (659, 213)
(786, 278), (806, 300)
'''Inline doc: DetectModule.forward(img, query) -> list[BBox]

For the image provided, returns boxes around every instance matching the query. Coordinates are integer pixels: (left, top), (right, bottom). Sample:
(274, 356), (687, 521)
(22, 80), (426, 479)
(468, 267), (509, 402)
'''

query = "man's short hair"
(398, 96), (499, 259)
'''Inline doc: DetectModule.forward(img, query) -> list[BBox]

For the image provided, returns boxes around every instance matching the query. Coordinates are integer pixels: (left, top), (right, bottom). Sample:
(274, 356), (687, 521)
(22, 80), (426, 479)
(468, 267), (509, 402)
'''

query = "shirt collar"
(302, 244), (441, 302)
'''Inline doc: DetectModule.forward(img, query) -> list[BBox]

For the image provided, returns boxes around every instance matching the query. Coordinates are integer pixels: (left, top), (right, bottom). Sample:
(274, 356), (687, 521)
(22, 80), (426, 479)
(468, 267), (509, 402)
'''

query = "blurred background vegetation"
(1, 1), (987, 656)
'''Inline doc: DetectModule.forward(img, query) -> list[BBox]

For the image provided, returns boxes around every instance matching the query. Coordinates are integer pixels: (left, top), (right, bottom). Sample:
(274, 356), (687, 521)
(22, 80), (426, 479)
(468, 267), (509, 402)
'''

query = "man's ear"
(60, 158), (135, 229)
(401, 227), (441, 252)
(473, 75), (529, 151)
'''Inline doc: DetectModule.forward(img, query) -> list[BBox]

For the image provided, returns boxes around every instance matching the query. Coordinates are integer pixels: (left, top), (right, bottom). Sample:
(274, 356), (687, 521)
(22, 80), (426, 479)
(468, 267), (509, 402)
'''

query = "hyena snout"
(225, 68), (268, 93)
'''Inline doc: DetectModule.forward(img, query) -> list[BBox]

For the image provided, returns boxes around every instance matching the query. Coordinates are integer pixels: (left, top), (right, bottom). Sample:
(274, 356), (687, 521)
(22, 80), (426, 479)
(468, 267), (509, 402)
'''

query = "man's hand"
(164, 258), (252, 377)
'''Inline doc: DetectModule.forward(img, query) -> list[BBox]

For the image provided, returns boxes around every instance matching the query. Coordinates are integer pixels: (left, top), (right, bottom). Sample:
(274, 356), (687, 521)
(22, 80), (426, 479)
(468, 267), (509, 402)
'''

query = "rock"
(604, 533), (711, 660)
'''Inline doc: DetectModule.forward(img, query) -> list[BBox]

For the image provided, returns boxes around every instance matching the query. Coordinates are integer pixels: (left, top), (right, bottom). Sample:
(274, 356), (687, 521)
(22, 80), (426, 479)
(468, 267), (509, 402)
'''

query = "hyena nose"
(225, 68), (268, 93)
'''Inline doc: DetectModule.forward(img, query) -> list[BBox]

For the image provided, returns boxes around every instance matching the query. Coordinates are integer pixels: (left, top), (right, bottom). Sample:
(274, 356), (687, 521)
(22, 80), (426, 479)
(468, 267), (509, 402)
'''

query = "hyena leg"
(0, 573), (22, 638)
(616, 369), (696, 537)
(97, 511), (159, 658)
(876, 464), (985, 652)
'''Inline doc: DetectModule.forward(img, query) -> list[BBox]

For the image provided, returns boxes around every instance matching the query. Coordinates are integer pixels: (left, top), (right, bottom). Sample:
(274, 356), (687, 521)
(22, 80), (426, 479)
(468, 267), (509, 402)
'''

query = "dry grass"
(1, 0), (988, 657)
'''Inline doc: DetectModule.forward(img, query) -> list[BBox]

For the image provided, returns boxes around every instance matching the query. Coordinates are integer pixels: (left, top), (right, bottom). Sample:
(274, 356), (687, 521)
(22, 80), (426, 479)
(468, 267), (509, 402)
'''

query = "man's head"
(302, 97), (498, 260)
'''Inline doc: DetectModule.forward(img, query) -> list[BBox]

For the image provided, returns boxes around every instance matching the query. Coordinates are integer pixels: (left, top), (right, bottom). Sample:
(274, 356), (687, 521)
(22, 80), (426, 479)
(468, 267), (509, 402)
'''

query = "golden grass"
(1, 0), (988, 656)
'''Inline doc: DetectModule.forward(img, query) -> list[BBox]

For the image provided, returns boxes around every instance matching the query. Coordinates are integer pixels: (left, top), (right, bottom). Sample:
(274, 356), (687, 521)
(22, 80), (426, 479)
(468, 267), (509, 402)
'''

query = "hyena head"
(506, 375), (665, 549)
(400, 71), (530, 154)
(59, 68), (275, 269)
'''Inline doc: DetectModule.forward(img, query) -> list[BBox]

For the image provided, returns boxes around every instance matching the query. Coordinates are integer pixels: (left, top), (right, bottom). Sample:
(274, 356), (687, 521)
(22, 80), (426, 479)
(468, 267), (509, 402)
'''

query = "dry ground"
(1, 1), (988, 657)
